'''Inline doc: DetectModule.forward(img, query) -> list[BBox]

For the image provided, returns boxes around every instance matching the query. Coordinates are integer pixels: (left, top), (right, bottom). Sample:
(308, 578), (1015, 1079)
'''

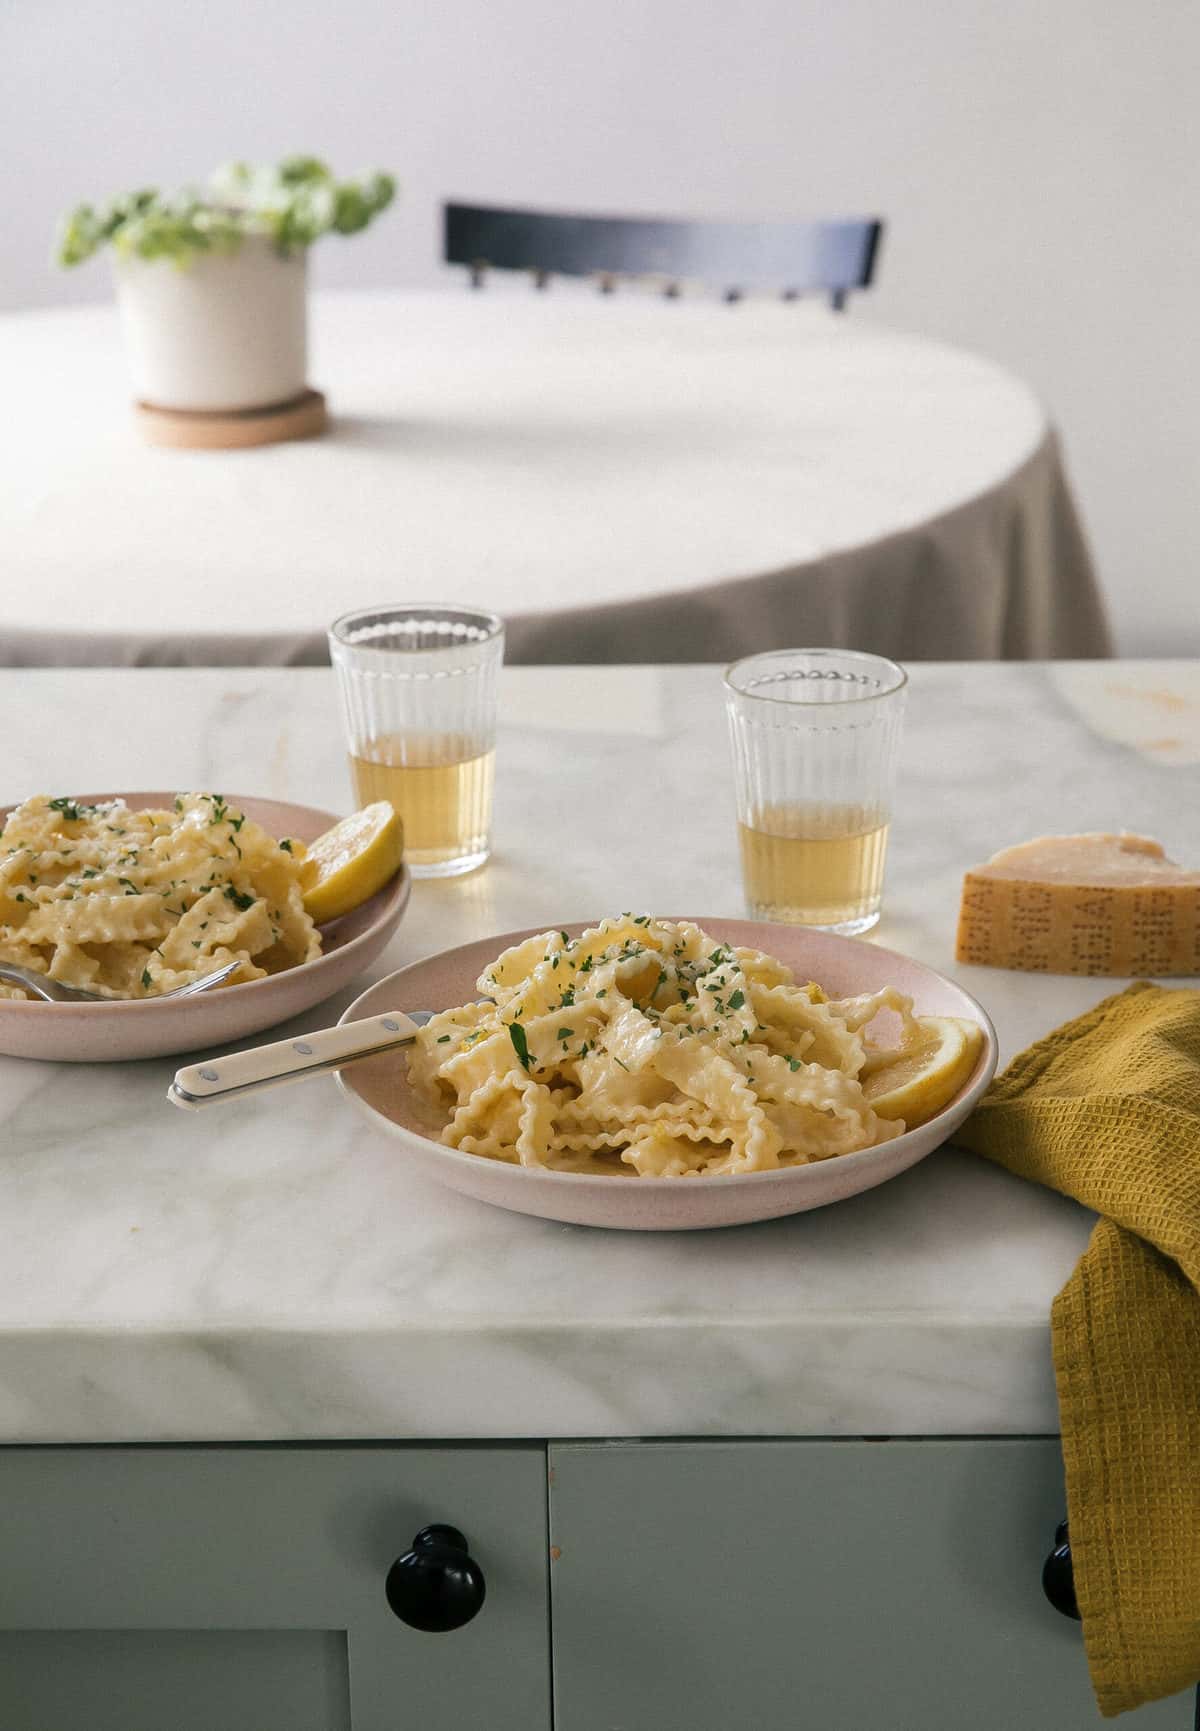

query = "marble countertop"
(2, 660), (1197, 1444)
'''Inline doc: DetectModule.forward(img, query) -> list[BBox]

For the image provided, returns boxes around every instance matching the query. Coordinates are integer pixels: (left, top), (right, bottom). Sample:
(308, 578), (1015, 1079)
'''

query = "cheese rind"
(956, 834), (1200, 976)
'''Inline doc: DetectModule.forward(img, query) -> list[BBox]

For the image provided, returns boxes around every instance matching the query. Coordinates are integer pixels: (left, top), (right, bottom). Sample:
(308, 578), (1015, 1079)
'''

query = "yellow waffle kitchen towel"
(956, 982), (1200, 1717)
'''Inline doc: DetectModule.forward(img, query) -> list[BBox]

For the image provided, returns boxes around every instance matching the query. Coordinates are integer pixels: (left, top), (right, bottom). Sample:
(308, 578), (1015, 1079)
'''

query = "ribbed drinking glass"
(329, 604), (504, 878)
(725, 648), (907, 934)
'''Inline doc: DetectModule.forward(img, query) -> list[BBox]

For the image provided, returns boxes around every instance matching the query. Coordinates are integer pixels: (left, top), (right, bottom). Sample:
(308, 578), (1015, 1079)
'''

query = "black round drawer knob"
(385, 1523), (486, 1632)
(1042, 1518), (1081, 1620)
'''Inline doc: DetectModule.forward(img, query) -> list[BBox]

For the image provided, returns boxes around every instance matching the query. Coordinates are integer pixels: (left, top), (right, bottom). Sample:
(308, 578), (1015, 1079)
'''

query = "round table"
(0, 289), (1110, 666)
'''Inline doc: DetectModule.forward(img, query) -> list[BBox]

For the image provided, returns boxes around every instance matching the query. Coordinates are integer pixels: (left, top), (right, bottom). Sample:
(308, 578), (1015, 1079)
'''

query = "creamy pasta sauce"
(0, 793), (319, 999)
(408, 915), (929, 1177)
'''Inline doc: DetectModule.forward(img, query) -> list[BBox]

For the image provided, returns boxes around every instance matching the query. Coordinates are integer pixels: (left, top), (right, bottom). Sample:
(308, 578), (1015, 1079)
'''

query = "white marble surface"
(1, 660), (1196, 1444)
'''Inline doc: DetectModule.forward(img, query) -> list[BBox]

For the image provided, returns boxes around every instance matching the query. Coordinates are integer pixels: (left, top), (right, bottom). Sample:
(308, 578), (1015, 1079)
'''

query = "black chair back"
(443, 201), (882, 308)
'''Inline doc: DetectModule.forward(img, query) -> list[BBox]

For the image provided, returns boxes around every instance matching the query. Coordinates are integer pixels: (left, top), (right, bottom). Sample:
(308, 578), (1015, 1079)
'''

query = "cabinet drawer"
(549, 1438), (1189, 1731)
(0, 1444), (549, 1731)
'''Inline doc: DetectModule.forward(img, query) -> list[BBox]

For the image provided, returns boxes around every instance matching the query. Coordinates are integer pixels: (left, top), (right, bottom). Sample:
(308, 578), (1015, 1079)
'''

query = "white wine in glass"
(725, 649), (907, 934)
(329, 604), (504, 880)
(350, 735), (495, 876)
(738, 804), (890, 929)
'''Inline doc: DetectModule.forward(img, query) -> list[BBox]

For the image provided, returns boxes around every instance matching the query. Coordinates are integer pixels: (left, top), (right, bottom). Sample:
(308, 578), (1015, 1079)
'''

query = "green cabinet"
(548, 1440), (1190, 1730)
(0, 1439), (1189, 1729)
(0, 1446), (550, 1731)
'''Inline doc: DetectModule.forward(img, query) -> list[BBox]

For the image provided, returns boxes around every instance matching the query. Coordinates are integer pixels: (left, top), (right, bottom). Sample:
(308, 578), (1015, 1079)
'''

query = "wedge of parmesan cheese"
(956, 834), (1200, 976)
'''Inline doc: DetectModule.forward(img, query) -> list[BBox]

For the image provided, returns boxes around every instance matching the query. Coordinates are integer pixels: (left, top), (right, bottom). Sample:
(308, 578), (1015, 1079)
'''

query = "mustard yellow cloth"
(957, 982), (1200, 1717)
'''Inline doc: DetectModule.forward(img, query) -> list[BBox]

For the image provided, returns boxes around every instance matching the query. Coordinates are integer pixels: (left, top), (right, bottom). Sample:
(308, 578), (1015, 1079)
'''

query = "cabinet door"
(549, 1439), (1189, 1731)
(0, 1444), (549, 1731)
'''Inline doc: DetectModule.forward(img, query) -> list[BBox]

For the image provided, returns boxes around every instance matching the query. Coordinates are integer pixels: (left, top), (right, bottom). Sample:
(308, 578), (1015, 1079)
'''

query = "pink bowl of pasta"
(336, 915), (997, 1231)
(0, 792), (411, 1063)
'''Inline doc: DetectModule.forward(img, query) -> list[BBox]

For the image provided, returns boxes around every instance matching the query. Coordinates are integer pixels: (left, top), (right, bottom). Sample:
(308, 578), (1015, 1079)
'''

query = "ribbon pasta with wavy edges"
(0, 793), (320, 1000)
(407, 915), (927, 1177)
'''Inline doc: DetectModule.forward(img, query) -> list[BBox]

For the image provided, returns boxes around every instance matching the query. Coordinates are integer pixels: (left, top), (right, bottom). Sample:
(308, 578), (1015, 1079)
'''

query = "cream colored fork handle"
(168, 1011), (425, 1111)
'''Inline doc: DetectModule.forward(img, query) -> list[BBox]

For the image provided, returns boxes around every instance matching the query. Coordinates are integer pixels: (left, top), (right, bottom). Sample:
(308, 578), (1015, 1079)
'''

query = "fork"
(0, 959), (241, 1004)
(167, 1009), (435, 1110)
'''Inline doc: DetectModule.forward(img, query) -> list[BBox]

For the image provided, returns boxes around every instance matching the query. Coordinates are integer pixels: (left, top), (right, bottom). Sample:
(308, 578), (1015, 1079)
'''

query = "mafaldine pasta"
(407, 915), (926, 1177)
(0, 793), (320, 1000)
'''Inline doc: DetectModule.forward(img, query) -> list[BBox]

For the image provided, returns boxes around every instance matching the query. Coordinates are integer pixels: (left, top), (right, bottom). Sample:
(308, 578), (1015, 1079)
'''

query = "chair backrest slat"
(443, 202), (883, 306)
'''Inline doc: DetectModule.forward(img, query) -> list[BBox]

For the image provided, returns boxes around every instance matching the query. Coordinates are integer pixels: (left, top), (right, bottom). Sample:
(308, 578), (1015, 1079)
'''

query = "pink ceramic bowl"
(336, 918), (998, 1231)
(0, 793), (411, 1063)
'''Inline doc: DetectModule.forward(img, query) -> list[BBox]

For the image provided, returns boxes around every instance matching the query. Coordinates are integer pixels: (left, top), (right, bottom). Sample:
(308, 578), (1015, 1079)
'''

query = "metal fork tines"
(0, 959), (240, 1003)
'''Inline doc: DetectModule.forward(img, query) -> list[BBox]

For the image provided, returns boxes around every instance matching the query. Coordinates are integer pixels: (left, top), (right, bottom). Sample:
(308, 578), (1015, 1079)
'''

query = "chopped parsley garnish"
(613, 1056), (630, 1072)
(559, 986), (576, 1007)
(728, 989), (745, 1010)
(279, 839), (293, 853)
(224, 885), (255, 911)
(141, 968), (152, 988)
(118, 877), (139, 895)
(48, 797), (92, 823)
(208, 795), (229, 825)
(173, 796), (184, 812)
(597, 988), (607, 998)
(579, 955), (593, 973)
(633, 914), (650, 926)
(437, 1034), (451, 1043)
(556, 1026), (574, 1040)
(508, 1021), (532, 1071)
(559, 930), (570, 946)
(787, 1057), (802, 1072)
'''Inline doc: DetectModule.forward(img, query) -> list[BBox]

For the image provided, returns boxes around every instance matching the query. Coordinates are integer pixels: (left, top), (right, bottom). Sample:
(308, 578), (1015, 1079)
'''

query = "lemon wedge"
(300, 802), (404, 924)
(860, 1016), (984, 1129)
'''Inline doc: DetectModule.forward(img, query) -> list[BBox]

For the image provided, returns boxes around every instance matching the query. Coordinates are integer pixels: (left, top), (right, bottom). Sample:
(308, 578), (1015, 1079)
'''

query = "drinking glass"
(724, 648), (907, 934)
(329, 604), (504, 877)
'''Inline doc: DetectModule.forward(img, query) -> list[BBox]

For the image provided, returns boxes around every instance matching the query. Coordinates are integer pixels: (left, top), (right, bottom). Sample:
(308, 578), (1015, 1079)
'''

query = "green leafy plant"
(57, 156), (396, 268)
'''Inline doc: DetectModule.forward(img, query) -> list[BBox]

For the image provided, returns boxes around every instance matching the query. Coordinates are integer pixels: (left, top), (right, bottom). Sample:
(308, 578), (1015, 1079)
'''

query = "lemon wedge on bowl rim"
(860, 1015), (985, 1130)
(300, 801), (404, 924)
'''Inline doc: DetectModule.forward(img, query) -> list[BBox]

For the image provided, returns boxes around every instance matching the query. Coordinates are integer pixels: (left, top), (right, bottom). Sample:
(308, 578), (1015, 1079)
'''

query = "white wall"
(2, 0), (1196, 655)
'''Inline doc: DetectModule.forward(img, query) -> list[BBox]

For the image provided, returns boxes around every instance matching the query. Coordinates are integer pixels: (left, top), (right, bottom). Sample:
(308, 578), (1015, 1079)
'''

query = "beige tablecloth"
(0, 290), (1110, 666)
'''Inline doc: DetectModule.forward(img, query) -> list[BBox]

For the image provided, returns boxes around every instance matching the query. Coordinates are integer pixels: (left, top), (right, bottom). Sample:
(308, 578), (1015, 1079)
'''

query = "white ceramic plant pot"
(111, 235), (308, 413)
